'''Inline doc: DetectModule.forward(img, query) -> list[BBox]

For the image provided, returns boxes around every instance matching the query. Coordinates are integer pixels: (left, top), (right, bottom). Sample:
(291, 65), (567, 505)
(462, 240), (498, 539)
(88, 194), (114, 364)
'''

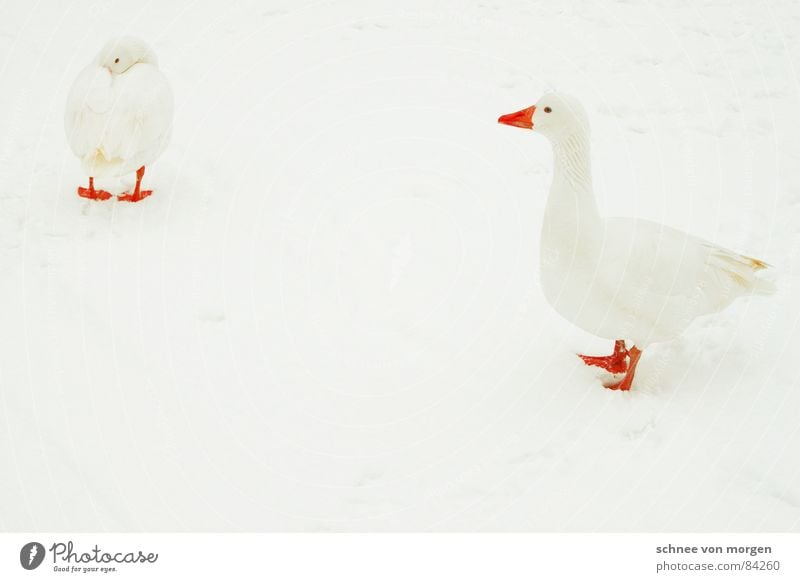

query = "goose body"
(65, 37), (172, 201)
(499, 93), (773, 389)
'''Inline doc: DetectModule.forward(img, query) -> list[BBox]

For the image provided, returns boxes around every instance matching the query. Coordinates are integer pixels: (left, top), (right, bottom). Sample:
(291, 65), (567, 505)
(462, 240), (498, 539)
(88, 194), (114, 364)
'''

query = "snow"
(0, 0), (799, 532)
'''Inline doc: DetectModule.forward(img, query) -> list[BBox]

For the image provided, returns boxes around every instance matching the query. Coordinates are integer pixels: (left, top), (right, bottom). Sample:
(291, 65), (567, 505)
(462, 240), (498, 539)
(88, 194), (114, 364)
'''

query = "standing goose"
(65, 37), (173, 202)
(498, 93), (774, 391)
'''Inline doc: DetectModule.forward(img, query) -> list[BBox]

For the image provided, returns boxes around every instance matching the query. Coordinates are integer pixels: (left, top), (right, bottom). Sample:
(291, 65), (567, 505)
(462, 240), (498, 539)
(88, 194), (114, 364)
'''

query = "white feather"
(64, 37), (172, 178)
(528, 93), (773, 347)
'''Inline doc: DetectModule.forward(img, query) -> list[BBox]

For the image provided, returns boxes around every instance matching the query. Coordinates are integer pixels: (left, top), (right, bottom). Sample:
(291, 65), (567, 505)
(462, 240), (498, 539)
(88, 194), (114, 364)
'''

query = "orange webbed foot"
(578, 340), (629, 374)
(117, 189), (153, 203)
(77, 186), (112, 201)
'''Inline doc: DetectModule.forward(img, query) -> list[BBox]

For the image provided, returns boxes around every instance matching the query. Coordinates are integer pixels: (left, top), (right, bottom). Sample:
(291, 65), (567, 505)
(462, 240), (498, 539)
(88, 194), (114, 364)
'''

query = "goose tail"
(706, 244), (776, 296)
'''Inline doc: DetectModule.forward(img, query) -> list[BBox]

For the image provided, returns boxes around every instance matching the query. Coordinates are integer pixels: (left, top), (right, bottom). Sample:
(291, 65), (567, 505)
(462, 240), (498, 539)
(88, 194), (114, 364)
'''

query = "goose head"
(96, 36), (157, 75)
(498, 92), (590, 143)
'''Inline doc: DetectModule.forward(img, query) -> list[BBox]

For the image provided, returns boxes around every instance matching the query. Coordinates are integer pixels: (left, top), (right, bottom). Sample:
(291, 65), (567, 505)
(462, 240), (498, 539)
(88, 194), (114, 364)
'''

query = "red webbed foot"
(117, 189), (153, 203)
(118, 165), (152, 202)
(77, 178), (112, 201)
(602, 346), (643, 391)
(578, 340), (629, 374)
(579, 353), (629, 374)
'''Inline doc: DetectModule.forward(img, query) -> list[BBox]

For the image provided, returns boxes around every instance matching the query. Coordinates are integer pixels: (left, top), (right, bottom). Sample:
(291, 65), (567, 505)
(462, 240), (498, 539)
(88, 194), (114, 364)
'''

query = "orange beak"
(498, 105), (535, 130)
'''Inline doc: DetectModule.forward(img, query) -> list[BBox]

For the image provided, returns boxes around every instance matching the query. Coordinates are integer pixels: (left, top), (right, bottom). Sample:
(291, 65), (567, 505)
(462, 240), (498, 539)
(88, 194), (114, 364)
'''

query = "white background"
(0, 0), (798, 532)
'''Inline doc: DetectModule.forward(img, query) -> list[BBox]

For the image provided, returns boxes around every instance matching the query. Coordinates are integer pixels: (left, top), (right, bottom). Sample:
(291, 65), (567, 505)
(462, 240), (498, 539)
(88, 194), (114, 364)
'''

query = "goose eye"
(114, 58), (120, 64)
(544, 107), (552, 113)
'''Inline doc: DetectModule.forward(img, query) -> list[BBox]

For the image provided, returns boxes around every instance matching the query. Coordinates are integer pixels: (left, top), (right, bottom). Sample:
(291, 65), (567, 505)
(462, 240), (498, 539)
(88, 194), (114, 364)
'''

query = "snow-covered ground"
(0, 0), (798, 532)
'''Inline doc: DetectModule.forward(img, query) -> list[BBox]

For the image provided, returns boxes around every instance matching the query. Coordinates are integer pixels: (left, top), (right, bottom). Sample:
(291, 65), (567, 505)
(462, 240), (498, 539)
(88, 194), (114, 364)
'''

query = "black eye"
(114, 58), (120, 63)
(544, 106), (552, 113)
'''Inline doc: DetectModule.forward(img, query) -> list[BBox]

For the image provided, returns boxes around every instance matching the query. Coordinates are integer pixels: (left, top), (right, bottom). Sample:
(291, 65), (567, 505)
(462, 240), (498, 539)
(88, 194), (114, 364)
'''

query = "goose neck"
(552, 131), (593, 192)
(543, 130), (600, 239)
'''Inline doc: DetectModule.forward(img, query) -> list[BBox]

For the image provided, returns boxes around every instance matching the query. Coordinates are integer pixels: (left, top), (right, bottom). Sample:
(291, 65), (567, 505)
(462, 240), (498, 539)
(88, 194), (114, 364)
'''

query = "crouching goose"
(65, 37), (173, 202)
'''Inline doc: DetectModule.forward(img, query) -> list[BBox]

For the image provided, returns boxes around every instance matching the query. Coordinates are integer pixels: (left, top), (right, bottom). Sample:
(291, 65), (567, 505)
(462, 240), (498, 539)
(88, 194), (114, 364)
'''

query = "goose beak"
(498, 105), (535, 130)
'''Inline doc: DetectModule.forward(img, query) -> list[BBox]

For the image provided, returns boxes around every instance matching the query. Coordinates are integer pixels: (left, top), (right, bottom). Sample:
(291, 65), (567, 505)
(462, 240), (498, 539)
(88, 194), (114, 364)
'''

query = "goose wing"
(605, 217), (772, 313)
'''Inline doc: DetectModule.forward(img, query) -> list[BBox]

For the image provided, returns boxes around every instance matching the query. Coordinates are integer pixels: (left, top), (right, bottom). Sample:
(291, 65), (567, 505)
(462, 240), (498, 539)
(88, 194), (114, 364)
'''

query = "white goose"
(498, 93), (774, 391)
(65, 37), (173, 202)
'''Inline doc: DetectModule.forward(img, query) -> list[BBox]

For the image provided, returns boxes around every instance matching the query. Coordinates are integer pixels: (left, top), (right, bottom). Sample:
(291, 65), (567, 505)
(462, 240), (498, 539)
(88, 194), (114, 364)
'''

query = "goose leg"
(77, 177), (112, 201)
(118, 166), (153, 203)
(605, 346), (642, 391)
(579, 340), (628, 374)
